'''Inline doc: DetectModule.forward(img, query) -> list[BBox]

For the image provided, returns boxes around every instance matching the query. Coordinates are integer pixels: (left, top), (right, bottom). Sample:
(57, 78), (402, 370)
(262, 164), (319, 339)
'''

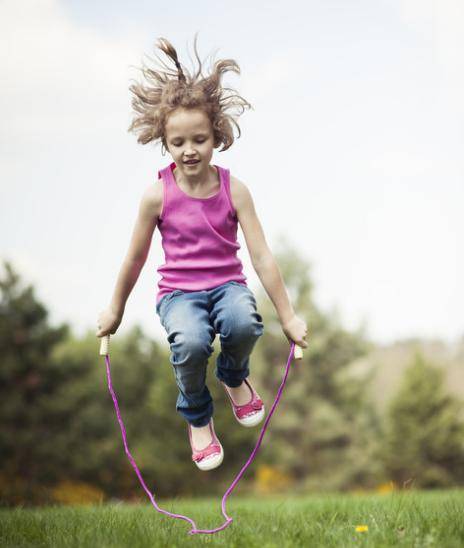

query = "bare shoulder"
(229, 174), (253, 212)
(140, 178), (163, 219)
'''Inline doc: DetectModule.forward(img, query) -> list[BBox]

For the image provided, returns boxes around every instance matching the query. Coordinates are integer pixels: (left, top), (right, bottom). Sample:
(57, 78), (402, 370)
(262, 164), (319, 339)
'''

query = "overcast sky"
(1, 0), (463, 346)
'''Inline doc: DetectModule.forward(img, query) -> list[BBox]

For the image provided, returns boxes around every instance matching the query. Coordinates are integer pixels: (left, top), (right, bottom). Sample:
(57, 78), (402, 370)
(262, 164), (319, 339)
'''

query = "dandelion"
(355, 525), (369, 533)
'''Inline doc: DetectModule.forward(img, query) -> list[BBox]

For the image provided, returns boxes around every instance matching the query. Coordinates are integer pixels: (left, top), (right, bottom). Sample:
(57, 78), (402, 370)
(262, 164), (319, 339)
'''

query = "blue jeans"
(156, 281), (264, 427)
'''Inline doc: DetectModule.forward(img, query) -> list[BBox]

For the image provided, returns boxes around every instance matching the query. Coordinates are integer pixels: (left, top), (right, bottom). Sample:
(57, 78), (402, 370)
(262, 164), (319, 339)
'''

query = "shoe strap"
(192, 443), (221, 462)
(236, 397), (263, 419)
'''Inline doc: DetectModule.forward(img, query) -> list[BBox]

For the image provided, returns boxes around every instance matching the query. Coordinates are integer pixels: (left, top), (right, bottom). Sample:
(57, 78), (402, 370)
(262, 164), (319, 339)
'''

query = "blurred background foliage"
(1, 240), (464, 507)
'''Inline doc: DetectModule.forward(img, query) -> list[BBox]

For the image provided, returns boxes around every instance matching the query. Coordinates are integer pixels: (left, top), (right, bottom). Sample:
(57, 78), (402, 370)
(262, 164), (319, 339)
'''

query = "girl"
(96, 36), (308, 471)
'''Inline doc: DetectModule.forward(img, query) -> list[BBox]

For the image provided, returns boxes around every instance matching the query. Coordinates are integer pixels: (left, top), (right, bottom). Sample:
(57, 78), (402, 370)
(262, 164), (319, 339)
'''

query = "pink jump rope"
(99, 334), (303, 536)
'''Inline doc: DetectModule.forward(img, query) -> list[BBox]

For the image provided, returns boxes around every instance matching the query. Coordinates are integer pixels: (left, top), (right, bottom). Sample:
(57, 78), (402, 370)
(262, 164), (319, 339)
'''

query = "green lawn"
(2, 490), (464, 547)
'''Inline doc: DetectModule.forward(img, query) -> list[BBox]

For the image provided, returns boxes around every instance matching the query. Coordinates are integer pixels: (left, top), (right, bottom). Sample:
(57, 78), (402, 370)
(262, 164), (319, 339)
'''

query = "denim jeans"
(156, 281), (264, 427)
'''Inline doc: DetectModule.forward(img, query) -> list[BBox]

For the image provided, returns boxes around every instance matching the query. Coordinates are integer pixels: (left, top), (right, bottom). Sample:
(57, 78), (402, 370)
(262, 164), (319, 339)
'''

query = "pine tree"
(382, 352), (464, 488)
(0, 259), (173, 505)
(0, 261), (69, 504)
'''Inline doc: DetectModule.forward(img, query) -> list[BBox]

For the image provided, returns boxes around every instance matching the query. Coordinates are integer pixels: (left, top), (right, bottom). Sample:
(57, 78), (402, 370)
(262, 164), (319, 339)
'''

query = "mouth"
(184, 160), (200, 165)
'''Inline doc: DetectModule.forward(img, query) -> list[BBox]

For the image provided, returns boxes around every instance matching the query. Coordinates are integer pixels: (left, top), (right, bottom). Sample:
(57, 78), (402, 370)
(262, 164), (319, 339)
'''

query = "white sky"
(1, 0), (463, 346)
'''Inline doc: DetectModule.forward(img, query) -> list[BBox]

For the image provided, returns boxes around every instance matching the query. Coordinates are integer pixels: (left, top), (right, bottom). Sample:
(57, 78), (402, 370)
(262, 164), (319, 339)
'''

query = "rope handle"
(293, 344), (303, 360)
(99, 334), (110, 356)
(100, 334), (304, 359)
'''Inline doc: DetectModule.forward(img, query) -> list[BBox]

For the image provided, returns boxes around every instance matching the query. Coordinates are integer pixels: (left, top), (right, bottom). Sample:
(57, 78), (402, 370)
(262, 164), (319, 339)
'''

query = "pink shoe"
(222, 378), (265, 427)
(187, 418), (224, 471)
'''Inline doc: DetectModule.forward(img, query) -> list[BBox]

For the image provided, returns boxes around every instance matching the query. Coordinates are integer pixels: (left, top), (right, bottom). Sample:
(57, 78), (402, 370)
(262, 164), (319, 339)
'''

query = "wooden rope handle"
(99, 334), (110, 356)
(294, 345), (303, 360)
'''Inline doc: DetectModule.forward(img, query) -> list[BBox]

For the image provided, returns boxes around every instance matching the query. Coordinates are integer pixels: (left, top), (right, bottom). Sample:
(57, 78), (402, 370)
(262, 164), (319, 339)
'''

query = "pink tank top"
(155, 162), (248, 305)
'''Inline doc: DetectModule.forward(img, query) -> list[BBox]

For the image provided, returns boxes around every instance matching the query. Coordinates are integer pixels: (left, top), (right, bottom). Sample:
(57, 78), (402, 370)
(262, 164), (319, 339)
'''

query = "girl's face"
(164, 107), (215, 175)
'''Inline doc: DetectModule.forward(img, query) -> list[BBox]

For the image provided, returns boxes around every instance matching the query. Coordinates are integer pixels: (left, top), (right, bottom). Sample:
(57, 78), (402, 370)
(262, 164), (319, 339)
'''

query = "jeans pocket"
(157, 289), (184, 317)
(169, 289), (185, 299)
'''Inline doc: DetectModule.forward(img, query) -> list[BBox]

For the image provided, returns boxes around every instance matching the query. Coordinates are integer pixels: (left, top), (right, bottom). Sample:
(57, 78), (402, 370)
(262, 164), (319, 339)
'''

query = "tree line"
(1, 247), (464, 507)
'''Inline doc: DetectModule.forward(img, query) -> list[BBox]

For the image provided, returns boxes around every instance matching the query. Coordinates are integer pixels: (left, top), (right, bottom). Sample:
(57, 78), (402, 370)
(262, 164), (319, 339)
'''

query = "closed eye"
(172, 138), (206, 146)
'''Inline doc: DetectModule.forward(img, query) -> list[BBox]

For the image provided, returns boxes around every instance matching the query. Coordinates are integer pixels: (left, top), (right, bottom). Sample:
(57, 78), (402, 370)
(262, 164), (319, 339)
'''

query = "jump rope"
(99, 334), (303, 536)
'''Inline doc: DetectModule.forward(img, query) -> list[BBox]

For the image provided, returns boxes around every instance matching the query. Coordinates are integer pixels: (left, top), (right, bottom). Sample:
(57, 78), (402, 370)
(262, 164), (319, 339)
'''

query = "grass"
(1, 489), (464, 547)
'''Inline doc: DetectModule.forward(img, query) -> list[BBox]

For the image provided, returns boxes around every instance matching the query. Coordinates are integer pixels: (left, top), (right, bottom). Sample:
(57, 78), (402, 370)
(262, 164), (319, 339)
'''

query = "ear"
(161, 137), (169, 156)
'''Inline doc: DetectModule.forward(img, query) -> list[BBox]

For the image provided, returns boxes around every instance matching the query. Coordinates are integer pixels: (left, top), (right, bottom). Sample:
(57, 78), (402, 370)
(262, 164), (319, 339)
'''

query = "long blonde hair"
(127, 33), (252, 152)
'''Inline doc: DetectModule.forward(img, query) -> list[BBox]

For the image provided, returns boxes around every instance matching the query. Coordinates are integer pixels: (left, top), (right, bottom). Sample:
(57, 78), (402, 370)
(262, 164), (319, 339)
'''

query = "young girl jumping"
(96, 36), (308, 471)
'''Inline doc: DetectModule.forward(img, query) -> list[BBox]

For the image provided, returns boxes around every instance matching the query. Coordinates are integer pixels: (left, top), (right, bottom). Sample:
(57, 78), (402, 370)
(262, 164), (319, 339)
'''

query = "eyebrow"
(170, 132), (209, 140)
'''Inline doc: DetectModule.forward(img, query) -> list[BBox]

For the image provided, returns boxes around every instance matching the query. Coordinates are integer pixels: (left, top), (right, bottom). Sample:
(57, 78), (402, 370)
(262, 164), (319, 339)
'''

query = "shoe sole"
(194, 443), (224, 471)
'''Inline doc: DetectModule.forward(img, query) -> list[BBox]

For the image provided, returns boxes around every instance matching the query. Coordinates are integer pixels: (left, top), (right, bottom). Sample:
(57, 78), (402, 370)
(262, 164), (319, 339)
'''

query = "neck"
(175, 164), (213, 187)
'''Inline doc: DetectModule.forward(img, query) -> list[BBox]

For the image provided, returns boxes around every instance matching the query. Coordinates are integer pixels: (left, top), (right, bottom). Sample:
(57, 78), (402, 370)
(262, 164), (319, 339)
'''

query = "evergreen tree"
(0, 261), (69, 504)
(0, 255), (171, 506)
(382, 352), (464, 488)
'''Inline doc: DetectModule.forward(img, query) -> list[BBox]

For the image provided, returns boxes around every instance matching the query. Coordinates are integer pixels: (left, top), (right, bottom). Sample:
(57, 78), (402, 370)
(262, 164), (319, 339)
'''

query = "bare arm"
(230, 176), (308, 347)
(109, 181), (162, 317)
(231, 176), (293, 323)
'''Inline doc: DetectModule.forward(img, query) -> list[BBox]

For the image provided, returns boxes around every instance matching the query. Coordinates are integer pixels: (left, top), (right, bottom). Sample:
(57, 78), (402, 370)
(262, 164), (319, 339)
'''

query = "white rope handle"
(293, 345), (303, 360)
(99, 334), (110, 356)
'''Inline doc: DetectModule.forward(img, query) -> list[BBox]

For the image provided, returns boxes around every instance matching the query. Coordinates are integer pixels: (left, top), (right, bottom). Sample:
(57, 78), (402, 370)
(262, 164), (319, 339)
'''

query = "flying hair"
(127, 33), (253, 152)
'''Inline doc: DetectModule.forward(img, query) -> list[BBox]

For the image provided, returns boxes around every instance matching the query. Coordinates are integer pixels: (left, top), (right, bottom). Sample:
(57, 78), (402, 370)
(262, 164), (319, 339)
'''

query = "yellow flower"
(377, 481), (396, 494)
(254, 464), (292, 494)
(355, 525), (369, 533)
(51, 480), (104, 505)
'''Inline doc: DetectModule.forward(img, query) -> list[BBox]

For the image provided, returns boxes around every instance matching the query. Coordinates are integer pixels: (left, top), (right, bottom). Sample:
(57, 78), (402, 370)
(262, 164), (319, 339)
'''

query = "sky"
(1, 0), (463, 346)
